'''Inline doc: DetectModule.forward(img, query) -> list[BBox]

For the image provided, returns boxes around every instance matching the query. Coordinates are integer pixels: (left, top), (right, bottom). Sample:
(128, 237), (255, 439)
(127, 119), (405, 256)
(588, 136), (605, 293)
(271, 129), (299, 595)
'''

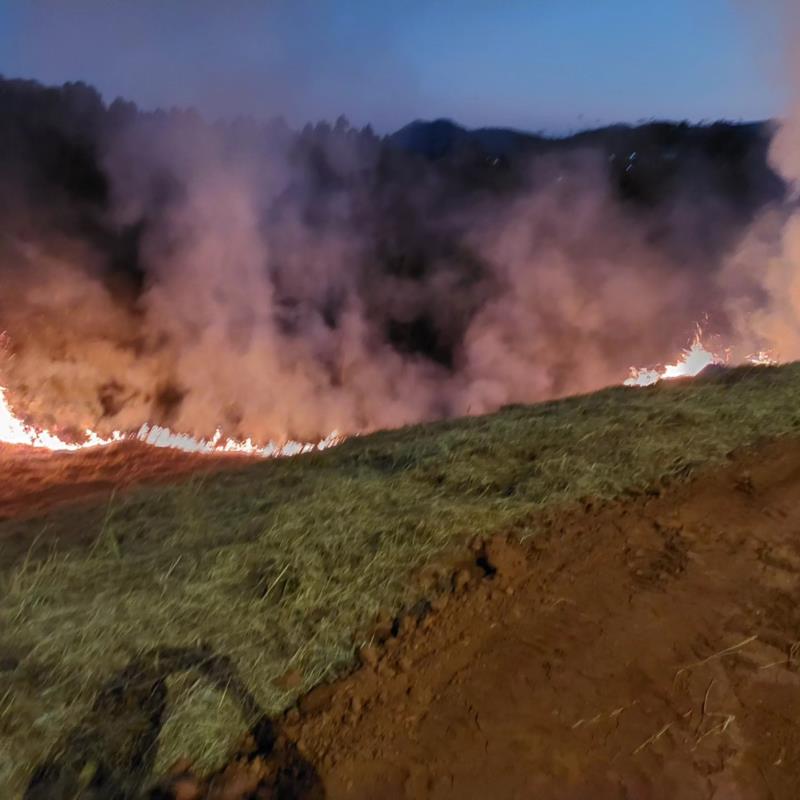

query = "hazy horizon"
(0, 1), (788, 134)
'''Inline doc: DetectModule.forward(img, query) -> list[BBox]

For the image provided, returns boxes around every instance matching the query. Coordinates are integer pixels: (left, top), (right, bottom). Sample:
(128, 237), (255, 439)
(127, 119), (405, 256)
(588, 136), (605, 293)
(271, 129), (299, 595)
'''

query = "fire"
(625, 336), (718, 387)
(135, 423), (342, 458)
(0, 384), (125, 450)
(0, 324), (780, 456)
(625, 327), (777, 388)
(0, 382), (341, 457)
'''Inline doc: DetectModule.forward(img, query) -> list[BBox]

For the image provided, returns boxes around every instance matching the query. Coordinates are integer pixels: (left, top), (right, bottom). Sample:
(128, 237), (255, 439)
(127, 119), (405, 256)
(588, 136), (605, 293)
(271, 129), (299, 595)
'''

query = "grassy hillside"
(2, 363), (800, 795)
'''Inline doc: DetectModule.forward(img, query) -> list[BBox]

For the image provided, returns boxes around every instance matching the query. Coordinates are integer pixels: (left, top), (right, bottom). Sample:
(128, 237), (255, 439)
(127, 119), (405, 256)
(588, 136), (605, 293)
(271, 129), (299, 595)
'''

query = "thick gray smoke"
(0, 78), (784, 442)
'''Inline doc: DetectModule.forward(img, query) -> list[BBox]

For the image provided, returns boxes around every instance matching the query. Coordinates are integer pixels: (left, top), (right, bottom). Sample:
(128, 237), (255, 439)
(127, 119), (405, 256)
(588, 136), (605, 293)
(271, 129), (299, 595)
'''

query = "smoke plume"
(719, 2), (800, 361)
(0, 76), (787, 442)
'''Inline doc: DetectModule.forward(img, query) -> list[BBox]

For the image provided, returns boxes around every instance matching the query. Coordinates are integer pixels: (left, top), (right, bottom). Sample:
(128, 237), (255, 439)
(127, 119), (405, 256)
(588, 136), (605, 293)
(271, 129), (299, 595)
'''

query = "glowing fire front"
(0, 325), (777, 456)
(625, 330), (776, 388)
(625, 338), (718, 387)
(0, 383), (341, 456)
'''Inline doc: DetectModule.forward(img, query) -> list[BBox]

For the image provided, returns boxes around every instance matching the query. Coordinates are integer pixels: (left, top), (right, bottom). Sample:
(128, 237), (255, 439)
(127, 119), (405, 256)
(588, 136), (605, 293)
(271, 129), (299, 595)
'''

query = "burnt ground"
(0, 442), (255, 570)
(157, 438), (800, 800)
(0, 441), (252, 521)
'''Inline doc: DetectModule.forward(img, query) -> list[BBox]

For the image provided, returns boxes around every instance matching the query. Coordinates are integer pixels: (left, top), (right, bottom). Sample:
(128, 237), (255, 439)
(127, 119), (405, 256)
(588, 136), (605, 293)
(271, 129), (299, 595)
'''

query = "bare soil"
(163, 439), (800, 799)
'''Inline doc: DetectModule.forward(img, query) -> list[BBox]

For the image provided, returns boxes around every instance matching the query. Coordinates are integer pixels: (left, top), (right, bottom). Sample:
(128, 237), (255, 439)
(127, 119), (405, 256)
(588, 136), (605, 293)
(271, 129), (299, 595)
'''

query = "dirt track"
(8, 437), (800, 798)
(168, 439), (800, 799)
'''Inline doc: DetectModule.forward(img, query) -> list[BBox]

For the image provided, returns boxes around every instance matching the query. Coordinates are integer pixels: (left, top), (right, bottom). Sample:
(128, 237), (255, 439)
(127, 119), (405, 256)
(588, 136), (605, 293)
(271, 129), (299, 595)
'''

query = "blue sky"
(0, 0), (788, 133)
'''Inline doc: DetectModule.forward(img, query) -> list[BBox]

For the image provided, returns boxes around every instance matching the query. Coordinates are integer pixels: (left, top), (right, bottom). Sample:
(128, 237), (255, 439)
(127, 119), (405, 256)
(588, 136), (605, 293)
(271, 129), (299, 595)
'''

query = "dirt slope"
(172, 439), (800, 800)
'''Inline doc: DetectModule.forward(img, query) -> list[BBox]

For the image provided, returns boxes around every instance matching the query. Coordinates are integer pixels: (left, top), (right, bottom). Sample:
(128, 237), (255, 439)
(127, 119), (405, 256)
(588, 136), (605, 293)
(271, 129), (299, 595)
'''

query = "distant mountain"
(387, 117), (776, 166)
(388, 119), (541, 160)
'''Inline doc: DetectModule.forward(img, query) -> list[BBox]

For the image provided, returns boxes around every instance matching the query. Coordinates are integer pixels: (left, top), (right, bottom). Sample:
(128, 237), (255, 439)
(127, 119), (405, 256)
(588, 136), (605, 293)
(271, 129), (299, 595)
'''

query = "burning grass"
(2, 363), (800, 795)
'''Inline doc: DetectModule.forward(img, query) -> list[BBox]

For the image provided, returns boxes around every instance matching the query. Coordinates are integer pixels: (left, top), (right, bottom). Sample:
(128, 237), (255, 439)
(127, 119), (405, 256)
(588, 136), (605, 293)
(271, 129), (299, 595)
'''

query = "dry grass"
(2, 363), (800, 795)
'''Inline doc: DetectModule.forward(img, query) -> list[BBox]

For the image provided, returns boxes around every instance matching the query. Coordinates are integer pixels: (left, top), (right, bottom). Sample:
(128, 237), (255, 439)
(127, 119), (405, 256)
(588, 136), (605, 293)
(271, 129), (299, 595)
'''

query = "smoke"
(0, 76), (785, 442)
(768, 1), (800, 186)
(718, 2), (800, 360)
(454, 157), (703, 414)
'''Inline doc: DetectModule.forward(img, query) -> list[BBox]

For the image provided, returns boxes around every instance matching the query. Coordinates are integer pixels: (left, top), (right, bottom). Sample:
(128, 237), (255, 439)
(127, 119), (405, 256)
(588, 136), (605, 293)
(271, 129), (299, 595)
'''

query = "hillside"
(3, 362), (800, 797)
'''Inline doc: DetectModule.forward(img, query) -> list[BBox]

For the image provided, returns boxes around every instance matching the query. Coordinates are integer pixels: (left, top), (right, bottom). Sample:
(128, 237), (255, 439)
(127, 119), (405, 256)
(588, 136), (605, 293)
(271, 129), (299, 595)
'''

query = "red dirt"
(0, 441), (253, 521)
(164, 439), (800, 799)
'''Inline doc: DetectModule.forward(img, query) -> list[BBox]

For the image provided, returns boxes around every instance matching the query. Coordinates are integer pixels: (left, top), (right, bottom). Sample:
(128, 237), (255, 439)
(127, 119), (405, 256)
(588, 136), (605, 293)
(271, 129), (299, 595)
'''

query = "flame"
(0, 382), (341, 457)
(0, 324), (781, 456)
(625, 327), (777, 388)
(746, 351), (776, 367)
(0, 384), (124, 450)
(0, 329), (342, 457)
(135, 423), (342, 458)
(624, 337), (718, 387)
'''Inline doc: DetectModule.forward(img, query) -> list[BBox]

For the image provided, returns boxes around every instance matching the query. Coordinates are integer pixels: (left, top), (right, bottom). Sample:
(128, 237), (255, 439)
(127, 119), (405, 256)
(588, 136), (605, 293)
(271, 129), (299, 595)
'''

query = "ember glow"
(0, 382), (341, 457)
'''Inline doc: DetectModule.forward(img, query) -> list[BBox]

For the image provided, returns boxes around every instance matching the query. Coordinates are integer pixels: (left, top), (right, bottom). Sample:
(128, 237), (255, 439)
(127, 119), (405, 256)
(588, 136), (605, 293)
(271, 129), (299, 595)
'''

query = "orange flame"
(1, 380), (341, 457)
(625, 327), (777, 388)
(0, 329), (341, 456)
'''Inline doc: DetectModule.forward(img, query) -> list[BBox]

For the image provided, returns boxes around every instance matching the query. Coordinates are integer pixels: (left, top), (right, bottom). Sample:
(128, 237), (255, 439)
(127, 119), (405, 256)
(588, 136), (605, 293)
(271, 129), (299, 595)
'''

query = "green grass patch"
(2, 363), (800, 795)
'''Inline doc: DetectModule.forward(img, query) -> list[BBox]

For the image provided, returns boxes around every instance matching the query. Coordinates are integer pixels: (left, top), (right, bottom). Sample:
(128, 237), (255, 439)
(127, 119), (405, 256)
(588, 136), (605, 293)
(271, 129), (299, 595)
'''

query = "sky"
(0, 0), (789, 134)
